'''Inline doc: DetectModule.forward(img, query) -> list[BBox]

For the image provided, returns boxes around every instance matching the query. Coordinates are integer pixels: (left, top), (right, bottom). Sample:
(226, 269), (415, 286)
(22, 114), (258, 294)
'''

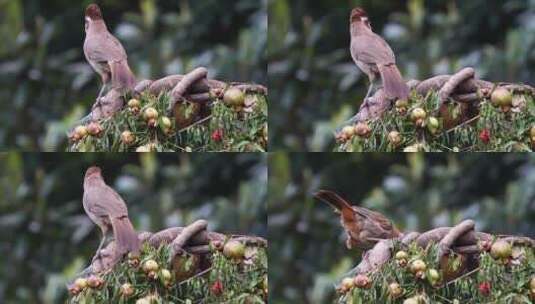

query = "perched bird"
(83, 166), (140, 260)
(84, 3), (136, 100)
(314, 190), (401, 250)
(349, 7), (409, 101)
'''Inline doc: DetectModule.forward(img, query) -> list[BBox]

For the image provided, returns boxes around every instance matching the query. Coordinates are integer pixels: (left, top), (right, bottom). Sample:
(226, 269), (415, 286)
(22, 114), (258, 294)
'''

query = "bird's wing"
(353, 206), (394, 232)
(84, 184), (129, 218)
(84, 32), (127, 63)
(350, 33), (396, 65)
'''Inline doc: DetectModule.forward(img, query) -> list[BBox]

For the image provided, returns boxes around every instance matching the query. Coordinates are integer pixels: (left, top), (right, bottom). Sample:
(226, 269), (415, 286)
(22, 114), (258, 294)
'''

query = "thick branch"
(439, 68), (475, 104)
(169, 219), (208, 259)
(168, 67), (208, 113)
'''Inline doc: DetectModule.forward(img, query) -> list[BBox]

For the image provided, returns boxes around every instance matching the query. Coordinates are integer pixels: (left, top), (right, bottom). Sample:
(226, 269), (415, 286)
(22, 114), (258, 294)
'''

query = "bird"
(83, 166), (140, 261)
(83, 3), (136, 101)
(349, 7), (409, 102)
(314, 190), (401, 250)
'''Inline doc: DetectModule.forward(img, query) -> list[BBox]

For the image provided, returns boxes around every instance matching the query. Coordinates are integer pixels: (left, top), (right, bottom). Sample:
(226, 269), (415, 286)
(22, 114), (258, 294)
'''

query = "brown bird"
(83, 166), (140, 260)
(349, 7), (409, 101)
(314, 190), (401, 250)
(84, 4), (136, 100)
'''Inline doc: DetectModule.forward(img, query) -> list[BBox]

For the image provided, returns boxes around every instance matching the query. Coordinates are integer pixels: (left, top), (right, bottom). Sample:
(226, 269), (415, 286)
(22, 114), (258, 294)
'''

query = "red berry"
(211, 129), (223, 142)
(210, 280), (223, 296)
(478, 281), (491, 296)
(479, 129), (491, 144)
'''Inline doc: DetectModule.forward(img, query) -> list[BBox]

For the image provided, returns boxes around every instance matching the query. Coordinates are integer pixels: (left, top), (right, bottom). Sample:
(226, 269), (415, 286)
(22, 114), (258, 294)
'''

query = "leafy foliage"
(337, 242), (534, 304)
(67, 91), (268, 152)
(335, 91), (535, 152)
(68, 243), (268, 304)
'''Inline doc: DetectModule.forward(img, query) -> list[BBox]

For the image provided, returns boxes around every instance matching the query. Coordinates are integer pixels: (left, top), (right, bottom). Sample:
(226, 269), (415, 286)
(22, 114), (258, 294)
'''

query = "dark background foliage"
(268, 0), (535, 151)
(0, 153), (267, 303)
(0, 0), (267, 151)
(268, 153), (535, 303)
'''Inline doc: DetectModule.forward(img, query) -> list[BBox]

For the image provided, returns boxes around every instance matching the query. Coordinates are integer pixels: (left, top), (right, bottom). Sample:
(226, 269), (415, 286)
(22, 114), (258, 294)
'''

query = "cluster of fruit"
(338, 239), (534, 303)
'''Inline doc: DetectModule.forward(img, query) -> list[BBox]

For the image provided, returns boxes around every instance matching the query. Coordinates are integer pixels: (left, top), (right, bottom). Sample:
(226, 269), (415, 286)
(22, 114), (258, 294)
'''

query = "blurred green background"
(268, 153), (535, 303)
(0, 152), (267, 303)
(268, 0), (535, 151)
(0, 0), (267, 151)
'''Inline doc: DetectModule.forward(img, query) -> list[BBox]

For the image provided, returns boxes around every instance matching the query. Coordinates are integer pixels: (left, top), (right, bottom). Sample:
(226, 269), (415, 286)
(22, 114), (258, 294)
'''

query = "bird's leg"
(92, 230), (108, 263)
(364, 81), (374, 101)
(96, 82), (109, 102)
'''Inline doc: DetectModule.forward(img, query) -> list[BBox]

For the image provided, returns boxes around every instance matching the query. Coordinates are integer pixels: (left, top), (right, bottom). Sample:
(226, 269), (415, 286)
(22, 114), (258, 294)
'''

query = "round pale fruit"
(530, 126), (535, 138)
(74, 125), (88, 138)
(411, 108), (427, 122)
(223, 241), (245, 259)
(388, 131), (402, 146)
(143, 107), (159, 120)
(120, 283), (134, 297)
(224, 88), (245, 107)
(142, 259), (159, 273)
(340, 277), (354, 292)
(403, 297), (419, 304)
(410, 259), (427, 273)
(396, 99), (409, 109)
(161, 269), (172, 281)
(395, 251), (409, 260)
(354, 122), (371, 138)
(490, 240), (512, 259)
(161, 117), (172, 129)
(341, 126), (355, 138)
(121, 131), (135, 145)
(353, 274), (371, 289)
(491, 88), (512, 107)
(128, 98), (141, 108)
(530, 276), (535, 289)
(74, 278), (88, 289)
(388, 282), (402, 298)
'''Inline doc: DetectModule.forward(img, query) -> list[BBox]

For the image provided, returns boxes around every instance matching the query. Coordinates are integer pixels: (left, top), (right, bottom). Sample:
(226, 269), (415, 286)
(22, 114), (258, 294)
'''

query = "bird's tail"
(111, 217), (140, 256)
(313, 190), (356, 222)
(109, 60), (136, 93)
(378, 64), (409, 100)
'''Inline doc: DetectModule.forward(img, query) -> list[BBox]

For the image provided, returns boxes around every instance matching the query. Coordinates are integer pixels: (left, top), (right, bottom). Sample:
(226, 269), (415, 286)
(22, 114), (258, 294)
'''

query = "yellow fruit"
(223, 241), (245, 260)
(395, 99), (409, 109)
(410, 259), (427, 274)
(342, 126), (355, 138)
(491, 88), (512, 107)
(427, 117), (440, 134)
(403, 297), (420, 304)
(530, 276), (535, 289)
(161, 117), (172, 129)
(490, 240), (512, 259)
(224, 88), (245, 107)
(395, 251), (409, 260)
(340, 277), (354, 292)
(143, 107), (159, 121)
(121, 131), (135, 145)
(74, 278), (87, 289)
(128, 99), (141, 108)
(74, 125), (88, 138)
(530, 126), (535, 138)
(142, 259), (159, 273)
(161, 269), (172, 281)
(427, 268), (440, 285)
(411, 108), (427, 122)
